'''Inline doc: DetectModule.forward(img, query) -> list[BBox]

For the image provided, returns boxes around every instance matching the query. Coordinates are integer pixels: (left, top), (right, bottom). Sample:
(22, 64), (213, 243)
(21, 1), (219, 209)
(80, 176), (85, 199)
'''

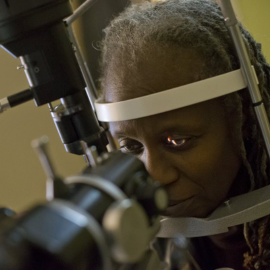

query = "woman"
(97, 0), (270, 269)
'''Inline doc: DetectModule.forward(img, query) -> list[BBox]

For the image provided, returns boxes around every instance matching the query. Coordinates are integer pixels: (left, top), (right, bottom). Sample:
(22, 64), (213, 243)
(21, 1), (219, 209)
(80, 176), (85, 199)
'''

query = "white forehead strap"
(95, 69), (247, 122)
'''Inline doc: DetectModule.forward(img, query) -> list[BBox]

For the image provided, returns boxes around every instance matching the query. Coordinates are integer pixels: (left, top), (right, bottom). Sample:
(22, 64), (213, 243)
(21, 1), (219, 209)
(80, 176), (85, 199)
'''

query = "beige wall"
(233, 0), (270, 61)
(0, 1), (269, 212)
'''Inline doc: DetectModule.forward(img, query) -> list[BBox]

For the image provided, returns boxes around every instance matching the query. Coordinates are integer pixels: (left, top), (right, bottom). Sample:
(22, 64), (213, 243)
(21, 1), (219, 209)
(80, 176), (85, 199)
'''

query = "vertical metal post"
(64, 1), (117, 151)
(219, 0), (270, 158)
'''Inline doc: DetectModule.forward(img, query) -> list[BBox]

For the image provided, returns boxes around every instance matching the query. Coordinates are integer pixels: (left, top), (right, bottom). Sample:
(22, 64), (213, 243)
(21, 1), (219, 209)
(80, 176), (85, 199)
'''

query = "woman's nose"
(140, 148), (179, 185)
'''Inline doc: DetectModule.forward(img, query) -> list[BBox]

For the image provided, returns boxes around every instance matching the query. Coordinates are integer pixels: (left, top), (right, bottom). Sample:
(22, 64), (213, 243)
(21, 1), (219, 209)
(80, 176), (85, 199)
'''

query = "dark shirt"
(190, 225), (249, 270)
(154, 225), (248, 270)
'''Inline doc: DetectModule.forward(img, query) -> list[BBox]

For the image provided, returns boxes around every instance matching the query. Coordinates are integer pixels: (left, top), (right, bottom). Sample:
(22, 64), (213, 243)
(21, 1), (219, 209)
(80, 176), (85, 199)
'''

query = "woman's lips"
(165, 196), (195, 216)
(168, 197), (194, 206)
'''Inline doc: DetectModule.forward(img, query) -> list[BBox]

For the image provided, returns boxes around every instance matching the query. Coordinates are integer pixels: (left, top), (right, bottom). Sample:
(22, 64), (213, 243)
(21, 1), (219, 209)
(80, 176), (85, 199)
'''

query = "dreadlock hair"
(99, 0), (270, 268)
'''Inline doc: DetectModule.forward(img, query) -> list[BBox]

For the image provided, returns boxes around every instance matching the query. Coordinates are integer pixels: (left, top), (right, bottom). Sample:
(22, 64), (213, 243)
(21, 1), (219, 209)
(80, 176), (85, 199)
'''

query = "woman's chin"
(163, 197), (215, 218)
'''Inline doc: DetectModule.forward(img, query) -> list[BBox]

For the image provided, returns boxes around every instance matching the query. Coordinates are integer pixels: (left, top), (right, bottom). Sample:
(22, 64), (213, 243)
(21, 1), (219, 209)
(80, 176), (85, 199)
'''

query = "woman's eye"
(119, 139), (143, 154)
(165, 135), (191, 149)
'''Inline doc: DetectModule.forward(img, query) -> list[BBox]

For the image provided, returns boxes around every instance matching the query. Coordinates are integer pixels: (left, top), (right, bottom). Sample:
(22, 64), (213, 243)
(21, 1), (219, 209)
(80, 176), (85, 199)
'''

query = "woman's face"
(103, 49), (241, 218)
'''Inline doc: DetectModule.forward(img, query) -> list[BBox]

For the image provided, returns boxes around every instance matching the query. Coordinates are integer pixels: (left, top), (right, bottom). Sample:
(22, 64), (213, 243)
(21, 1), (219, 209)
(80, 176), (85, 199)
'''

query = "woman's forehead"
(109, 99), (226, 138)
(104, 47), (206, 103)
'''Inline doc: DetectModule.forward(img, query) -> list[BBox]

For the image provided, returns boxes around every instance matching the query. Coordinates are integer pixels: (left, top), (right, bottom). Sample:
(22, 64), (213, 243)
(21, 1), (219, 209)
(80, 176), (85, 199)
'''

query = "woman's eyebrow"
(109, 120), (139, 137)
(111, 131), (128, 138)
(112, 129), (140, 139)
(109, 126), (133, 139)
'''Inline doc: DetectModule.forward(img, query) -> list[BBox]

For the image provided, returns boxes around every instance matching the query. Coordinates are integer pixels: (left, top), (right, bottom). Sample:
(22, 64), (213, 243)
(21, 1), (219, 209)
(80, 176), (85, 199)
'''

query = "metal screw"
(17, 65), (24, 70)
(102, 153), (110, 160)
(72, 44), (77, 52)
(34, 67), (40, 73)
(224, 200), (230, 206)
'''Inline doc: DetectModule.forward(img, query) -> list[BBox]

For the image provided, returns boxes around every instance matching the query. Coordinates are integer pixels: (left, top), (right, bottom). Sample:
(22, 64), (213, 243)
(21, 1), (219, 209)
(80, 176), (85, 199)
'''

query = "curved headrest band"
(95, 69), (247, 122)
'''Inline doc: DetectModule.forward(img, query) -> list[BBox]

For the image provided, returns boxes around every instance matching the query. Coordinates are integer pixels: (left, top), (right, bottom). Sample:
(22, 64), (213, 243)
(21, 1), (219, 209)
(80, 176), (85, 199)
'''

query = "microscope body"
(0, 0), (107, 155)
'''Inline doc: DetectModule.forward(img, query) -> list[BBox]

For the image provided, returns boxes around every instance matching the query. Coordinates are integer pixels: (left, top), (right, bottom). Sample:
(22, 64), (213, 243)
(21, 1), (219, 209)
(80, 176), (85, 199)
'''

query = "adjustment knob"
(103, 199), (149, 263)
